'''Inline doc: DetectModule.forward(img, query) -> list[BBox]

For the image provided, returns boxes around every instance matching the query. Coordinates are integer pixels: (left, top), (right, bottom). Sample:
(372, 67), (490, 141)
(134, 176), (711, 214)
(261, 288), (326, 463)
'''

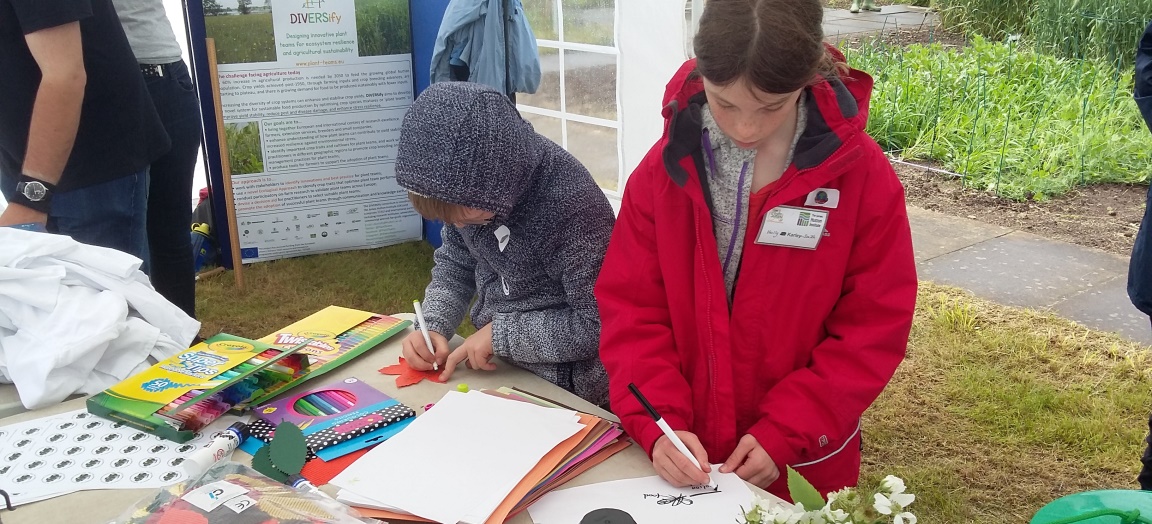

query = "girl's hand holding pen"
(652, 430), (712, 487)
(401, 329), (450, 371)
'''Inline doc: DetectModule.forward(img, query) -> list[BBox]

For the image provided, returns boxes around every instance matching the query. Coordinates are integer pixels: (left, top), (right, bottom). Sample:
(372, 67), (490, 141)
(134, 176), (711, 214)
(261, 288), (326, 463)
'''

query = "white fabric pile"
(0, 228), (199, 409)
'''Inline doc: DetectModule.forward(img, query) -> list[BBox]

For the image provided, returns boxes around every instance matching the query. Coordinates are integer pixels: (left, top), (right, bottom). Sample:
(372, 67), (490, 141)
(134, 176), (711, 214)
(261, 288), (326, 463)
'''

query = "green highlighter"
(293, 397), (325, 417)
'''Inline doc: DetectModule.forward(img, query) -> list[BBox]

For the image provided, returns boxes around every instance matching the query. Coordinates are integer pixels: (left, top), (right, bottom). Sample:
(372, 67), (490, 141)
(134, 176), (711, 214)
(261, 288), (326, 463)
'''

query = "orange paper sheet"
(354, 413), (598, 523)
(508, 438), (633, 517)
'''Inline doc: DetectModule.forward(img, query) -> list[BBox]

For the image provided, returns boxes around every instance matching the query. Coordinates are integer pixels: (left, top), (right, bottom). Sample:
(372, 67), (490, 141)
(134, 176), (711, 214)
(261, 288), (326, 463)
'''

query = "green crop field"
(225, 122), (265, 175)
(356, 0), (412, 56)
(206, 13), (276, 64)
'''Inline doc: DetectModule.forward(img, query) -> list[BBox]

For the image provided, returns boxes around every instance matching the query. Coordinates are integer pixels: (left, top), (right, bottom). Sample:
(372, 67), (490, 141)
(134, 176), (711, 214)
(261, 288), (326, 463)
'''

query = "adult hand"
(401, 329), (450, 371)
(652, 430), (711, 487)
(440, 323), (495, 380)
(720, 434), (780, 488)
(0, 203), (47, 229)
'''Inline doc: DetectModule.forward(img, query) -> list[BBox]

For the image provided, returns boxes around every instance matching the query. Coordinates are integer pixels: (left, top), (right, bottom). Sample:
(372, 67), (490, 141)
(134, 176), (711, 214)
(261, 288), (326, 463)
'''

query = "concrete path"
(909, 206), (1151, 345)
(824, 4), (938, 44)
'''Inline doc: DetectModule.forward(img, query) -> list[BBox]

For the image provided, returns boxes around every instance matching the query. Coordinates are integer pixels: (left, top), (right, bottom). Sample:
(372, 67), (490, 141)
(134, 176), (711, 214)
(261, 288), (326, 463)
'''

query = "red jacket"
(595, 56), (917, 498)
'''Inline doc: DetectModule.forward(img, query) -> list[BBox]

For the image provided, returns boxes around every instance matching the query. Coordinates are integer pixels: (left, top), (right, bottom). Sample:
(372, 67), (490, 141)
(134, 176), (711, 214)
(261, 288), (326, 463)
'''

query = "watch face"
(22, 181), (47, 201)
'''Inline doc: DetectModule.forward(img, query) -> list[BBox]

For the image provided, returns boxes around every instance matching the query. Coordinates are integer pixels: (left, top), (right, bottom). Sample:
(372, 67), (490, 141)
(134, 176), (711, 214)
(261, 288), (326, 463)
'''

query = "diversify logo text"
(292, 0), (342, 24)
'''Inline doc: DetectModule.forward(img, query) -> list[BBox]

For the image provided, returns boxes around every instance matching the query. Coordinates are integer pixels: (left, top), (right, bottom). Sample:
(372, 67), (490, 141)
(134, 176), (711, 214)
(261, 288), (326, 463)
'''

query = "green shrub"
(843, 35), (1148, 199)
(934, 0), (1034, 40)
(1030, 0), (1152, 68)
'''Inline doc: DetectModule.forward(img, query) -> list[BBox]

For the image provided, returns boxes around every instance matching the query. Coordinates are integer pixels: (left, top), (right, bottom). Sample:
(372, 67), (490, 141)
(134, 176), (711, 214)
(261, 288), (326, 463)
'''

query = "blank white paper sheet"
(527, 471), (755, 524)
(330, 390), (583, 524)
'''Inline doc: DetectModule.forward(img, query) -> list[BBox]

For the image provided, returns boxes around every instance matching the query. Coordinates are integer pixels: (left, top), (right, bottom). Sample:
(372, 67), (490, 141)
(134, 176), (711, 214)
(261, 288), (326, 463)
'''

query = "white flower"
(752, 496), (773, 512)
(874, 492), (916, 515)
(880, 475), (907, 495)
(761, 500), (809, 524)
(825, 488), (848, 505)
(820, 505), (850, 523)
(894, 511), (918, 524)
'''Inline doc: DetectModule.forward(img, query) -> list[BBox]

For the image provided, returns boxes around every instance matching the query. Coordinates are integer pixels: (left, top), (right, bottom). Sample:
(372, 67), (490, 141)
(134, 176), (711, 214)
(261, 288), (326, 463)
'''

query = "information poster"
(203, 0), (420, 263)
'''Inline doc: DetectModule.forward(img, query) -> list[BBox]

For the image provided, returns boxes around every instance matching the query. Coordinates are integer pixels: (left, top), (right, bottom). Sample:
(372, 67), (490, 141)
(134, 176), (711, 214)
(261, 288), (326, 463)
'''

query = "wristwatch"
(12, 175), (54, 214)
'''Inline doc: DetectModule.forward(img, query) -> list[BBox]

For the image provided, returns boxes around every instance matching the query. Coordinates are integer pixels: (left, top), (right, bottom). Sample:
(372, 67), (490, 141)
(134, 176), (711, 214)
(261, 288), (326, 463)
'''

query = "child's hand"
(440, 323), (496, 380)
(652, 430), (711, 487)
(401, 329), (450, 371)
(720, 434), (779, 488)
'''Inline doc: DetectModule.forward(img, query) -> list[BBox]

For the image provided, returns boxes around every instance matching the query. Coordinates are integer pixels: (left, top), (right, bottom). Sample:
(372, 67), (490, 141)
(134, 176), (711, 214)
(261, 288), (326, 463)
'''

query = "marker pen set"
(87, 308), (412, 443)
(87, 334), (312, 442)
(293, 390), (356, 416)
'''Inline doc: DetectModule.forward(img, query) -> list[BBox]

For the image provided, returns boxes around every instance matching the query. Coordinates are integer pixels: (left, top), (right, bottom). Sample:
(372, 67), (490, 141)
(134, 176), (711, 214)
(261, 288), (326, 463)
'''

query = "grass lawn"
(197, 243), (1151, 523)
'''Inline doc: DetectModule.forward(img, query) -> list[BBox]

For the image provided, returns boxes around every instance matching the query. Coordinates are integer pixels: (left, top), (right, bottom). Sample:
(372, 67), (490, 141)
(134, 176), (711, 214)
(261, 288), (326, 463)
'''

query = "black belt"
(140, 63), (165, 78)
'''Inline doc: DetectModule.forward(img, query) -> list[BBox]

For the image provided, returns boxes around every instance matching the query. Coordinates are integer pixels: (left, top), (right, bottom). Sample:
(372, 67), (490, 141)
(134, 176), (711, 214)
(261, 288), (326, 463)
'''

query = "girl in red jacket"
(595, 0), (918, 500)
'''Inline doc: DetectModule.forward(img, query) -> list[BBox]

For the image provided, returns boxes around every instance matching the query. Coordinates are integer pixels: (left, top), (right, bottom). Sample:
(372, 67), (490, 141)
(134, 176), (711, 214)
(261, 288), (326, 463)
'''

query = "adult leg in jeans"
(1132, 180), (1152, 490)
(2, 170), (151, 267)
(1, 170), (148, 263)
(144, 60), (202, 318)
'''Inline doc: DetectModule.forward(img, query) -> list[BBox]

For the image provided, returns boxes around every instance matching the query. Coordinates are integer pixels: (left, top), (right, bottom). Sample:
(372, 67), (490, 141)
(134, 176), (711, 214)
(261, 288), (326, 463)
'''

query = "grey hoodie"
(395, 82), (614, 406)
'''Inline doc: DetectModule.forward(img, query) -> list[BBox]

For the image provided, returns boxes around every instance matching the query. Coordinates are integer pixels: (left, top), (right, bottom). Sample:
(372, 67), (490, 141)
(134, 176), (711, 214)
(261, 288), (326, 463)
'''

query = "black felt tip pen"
(628, 383), (716, 489)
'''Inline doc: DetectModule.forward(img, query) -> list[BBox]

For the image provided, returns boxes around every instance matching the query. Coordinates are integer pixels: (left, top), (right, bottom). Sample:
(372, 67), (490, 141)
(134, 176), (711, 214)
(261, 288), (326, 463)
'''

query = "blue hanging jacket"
(430, 0), (542, 95)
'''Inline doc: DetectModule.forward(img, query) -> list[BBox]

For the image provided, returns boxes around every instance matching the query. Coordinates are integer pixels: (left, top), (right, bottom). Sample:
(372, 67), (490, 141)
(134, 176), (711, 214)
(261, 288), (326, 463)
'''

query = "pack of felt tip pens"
(86, 334), (311, 442)
(247, 306), (410, 406)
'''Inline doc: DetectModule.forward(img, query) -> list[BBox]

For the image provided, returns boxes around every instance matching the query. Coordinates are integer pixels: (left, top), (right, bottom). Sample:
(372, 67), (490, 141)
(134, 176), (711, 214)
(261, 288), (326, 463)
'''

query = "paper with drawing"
(527, 470), (754, 524)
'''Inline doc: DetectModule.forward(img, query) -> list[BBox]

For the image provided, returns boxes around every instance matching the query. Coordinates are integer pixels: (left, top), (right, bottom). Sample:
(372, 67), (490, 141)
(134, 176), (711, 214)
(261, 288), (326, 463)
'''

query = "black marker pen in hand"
(628, 383), (716, 489)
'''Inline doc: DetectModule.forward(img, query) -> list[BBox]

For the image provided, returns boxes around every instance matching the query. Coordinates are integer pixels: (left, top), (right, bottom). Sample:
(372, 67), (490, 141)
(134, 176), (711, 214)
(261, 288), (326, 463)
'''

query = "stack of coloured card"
(250, 306), (410, 406)
(331, 388), (631, 524)
(491, 387), (633, 517)
(240, 377), (416, 461)
(86, 334), (310, 442)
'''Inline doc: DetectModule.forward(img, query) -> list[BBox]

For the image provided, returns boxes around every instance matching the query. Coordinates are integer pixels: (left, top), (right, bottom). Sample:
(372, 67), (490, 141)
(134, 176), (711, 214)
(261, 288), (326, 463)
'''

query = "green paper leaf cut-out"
(252, 445), (290, 483)
(787, 466), (826, 512)
(268, 421), (307, 475)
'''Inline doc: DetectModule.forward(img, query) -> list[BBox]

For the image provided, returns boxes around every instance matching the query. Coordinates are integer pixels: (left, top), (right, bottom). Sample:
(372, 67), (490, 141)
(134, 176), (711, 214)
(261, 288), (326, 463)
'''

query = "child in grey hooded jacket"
(396, 82), (614, 407)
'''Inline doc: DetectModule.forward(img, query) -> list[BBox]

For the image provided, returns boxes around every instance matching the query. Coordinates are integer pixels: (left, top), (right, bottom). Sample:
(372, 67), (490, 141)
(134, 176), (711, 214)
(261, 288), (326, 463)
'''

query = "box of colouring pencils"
(86, 334), (311, 442)
(241, 377), (416, 460)
(247, 306), (410, 406)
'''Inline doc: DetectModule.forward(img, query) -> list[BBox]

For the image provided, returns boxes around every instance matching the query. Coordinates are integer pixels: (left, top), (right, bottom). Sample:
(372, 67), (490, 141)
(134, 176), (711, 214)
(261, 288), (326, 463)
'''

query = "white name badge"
(755, 205), (828, 250)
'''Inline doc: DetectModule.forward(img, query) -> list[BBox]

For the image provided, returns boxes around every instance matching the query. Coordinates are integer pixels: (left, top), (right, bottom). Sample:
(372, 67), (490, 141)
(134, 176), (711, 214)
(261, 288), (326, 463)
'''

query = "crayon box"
(248, 306), (410, 406)
(242, 377), (416, 461)
(86, 334), (310, 442)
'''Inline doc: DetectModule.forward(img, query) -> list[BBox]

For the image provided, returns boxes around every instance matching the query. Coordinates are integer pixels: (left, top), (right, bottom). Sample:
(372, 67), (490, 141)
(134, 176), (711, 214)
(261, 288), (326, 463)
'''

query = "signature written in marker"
(643, 486), (722, 507)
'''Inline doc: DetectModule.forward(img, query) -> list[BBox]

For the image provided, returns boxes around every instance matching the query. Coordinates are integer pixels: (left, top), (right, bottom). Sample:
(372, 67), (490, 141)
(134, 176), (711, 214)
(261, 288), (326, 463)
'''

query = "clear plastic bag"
(107, 461), (381, 524)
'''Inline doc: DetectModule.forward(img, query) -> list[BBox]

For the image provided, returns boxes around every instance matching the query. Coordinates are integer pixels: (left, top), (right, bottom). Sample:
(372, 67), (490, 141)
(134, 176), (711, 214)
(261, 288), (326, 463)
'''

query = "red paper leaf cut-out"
(378, 357), (447, 388)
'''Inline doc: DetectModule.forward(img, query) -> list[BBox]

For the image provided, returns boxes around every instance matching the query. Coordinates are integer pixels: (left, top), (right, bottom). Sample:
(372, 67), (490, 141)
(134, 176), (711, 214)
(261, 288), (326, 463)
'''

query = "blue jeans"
(2, 170), (150, 271)
(144, 60), (202, 318)
(1130, 182), (1152, 327)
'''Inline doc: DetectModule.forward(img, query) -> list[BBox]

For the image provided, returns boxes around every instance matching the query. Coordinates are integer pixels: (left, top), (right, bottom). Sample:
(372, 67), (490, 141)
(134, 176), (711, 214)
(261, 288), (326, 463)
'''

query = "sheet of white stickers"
(0, 409), (238, 506)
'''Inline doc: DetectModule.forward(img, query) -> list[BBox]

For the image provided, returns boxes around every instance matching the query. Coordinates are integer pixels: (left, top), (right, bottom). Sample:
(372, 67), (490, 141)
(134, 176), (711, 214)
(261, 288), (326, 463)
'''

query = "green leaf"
(787, 466), (826, 511)
(268, 421), (308, 475)
(252, 445), (290, 483)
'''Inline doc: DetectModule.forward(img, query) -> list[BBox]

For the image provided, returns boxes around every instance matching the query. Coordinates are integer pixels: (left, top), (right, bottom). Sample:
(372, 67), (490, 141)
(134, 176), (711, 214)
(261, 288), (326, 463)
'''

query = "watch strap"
(12, 175), (54, 214)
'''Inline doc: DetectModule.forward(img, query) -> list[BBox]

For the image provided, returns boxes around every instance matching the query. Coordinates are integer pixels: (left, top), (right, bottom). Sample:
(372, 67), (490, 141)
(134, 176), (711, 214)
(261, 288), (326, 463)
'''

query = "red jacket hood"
(657, 49), (874, 188)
